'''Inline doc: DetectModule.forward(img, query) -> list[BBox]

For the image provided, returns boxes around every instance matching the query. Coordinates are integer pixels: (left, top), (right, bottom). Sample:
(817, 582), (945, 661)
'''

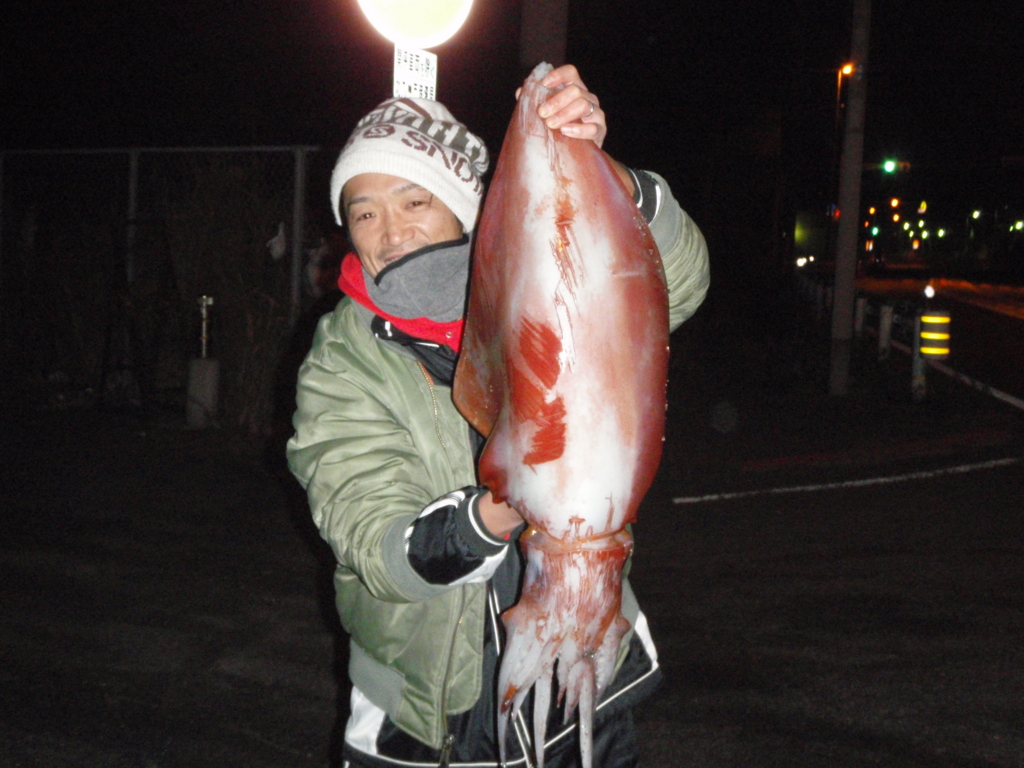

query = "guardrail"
(794, 272), (1024, 412)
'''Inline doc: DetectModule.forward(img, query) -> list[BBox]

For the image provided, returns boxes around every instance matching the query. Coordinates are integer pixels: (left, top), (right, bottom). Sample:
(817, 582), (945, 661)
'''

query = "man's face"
(343, 173), (463, 278)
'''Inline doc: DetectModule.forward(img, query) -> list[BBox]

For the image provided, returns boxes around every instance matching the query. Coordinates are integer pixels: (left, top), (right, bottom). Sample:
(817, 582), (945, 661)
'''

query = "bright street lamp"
(356, 0), (474, 49)
(355, 0), (475, 99)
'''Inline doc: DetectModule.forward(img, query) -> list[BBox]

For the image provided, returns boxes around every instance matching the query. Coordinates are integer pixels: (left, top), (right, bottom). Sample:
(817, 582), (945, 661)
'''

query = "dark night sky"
(3, 0), (1022, 221)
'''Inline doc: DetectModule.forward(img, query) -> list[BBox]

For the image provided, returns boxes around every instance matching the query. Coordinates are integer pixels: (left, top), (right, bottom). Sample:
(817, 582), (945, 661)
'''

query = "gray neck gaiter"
(365, 234), (471, 323)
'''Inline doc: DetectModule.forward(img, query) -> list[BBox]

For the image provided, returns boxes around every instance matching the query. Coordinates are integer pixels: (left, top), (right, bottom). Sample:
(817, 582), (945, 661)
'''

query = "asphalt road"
(3, 282), (1023, 767)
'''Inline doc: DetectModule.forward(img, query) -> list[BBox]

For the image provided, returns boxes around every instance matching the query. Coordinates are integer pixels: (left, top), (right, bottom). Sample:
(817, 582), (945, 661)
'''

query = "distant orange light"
(868, 207), (876, 215)
(841, 63), (854, 76)
(893, 214), (900, 222)
(890, 198), (900, 208)
(864, 221), (870, 227)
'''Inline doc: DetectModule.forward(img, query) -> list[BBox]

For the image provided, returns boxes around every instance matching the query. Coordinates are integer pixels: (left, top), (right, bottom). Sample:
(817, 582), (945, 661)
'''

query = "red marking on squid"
(453, 63), (669, 768)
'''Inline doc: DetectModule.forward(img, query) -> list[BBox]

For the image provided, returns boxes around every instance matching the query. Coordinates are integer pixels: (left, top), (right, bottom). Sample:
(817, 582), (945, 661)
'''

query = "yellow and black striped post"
(919, 311), (951, 358)
(911, 309), (951, 401)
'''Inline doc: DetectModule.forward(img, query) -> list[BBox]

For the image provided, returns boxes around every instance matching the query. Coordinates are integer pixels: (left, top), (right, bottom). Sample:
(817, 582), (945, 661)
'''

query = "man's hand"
(518, 64), (635, 196)
(477, 491), (524, 539)
(536, 64), (607, 147)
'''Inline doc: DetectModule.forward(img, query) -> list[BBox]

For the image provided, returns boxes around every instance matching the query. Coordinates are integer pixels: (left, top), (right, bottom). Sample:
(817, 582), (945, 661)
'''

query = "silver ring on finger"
(585, 100), (596, 118)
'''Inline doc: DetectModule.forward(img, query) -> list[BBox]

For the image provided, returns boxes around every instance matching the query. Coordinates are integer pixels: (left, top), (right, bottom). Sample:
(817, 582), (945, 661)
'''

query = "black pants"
(541, 708), (640, 768)
(341, 708), (640, 768)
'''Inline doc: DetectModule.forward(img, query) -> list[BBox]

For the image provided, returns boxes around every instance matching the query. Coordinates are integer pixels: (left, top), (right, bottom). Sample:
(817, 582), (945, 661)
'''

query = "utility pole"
(829, 0), (872, 395)
(519, 0), (569, 71)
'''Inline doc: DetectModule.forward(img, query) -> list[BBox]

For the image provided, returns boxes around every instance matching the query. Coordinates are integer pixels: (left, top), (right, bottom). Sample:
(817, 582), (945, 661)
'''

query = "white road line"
(672, 457), (1022, 505)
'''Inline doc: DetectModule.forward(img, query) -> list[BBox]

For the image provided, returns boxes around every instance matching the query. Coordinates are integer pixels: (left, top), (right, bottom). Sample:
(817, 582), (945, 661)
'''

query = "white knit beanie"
(330, 97), (490, 232)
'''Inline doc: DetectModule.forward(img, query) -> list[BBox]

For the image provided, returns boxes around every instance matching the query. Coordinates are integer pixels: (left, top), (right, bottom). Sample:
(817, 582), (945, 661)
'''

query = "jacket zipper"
(438, 587), (467, 767)
(416, 362), (455, 764)
(417, 360), (466, 765)
(417, 363), (447, 451)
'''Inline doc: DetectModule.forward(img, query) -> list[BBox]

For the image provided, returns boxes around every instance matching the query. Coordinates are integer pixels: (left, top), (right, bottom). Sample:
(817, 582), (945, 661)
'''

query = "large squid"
(453, 64), (670, 767)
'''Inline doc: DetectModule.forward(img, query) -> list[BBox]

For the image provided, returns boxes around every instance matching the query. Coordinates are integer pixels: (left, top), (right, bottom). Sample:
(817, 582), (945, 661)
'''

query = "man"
(287, 65), (709, 767)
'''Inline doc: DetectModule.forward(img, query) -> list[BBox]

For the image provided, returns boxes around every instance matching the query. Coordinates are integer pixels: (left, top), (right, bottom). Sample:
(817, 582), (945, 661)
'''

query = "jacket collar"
(337, 252), (464, 352)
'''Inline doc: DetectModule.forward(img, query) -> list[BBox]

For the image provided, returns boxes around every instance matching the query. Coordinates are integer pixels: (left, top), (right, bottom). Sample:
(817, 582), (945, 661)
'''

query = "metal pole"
(854, 296), (867, 337)
(911, 314), (927, 401)
(829, 0), (872, 395)
(0, 152), (5, 295)
(519, 0), (569, 70)
(289, 146), (308, 328)
(126, 149), (140, 285)
(199, 295), (214, 359)
(878, 304), (893, 360)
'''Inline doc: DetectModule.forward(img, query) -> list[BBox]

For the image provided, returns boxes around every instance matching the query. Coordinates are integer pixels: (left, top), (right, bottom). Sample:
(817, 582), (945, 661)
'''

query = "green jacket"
(286, 171), (709, 748)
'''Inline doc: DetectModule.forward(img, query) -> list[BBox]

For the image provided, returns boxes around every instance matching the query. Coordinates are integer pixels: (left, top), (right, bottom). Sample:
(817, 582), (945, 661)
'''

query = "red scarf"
(337, 252), (465, 353)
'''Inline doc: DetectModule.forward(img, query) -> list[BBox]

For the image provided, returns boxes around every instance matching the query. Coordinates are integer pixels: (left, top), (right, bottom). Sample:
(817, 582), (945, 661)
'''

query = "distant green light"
(903, 222), (910, 230)
(938, 229), (946, 237)
(871, 227), (879, 236)
(1016, 221), (1023, 230)
(922, 231), (929, 239)
(972, 210), (981, 219)
(883, 159), (897, 173)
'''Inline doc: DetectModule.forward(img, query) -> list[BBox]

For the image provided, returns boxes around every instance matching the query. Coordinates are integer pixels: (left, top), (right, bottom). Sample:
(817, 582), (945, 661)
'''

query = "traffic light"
(881, 159), (911, 172)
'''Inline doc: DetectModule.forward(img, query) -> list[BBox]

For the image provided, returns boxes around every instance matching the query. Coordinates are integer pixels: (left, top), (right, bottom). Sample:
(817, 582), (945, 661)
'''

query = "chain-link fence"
(0, 146), (341, 433)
